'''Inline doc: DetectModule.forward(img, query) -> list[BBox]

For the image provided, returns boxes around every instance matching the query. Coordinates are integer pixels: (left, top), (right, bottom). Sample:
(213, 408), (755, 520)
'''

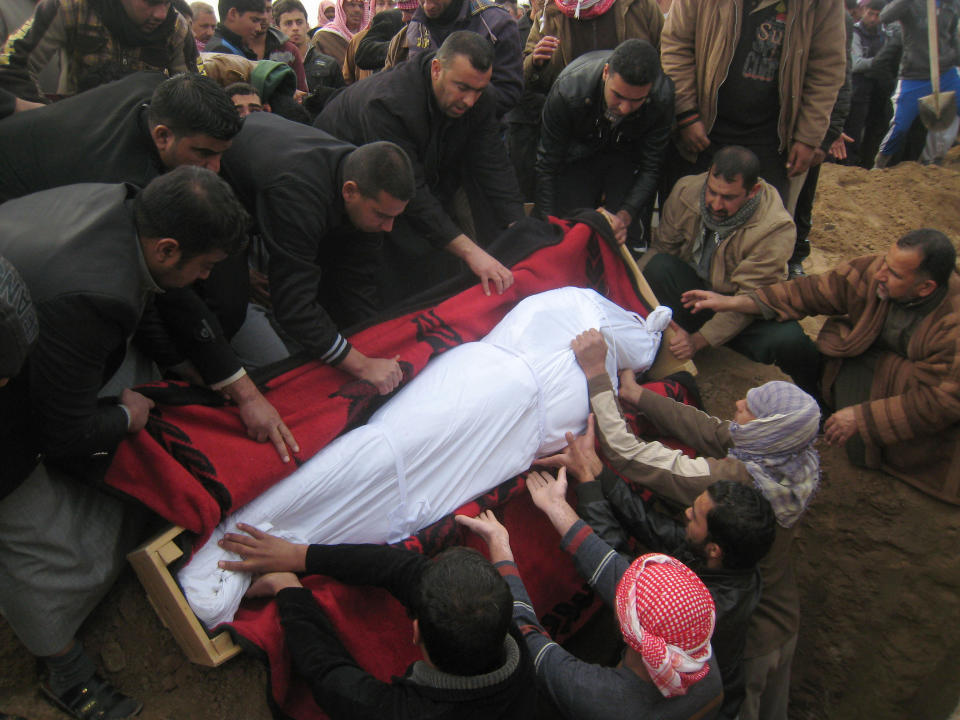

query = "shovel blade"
(918, 90), (958, 131)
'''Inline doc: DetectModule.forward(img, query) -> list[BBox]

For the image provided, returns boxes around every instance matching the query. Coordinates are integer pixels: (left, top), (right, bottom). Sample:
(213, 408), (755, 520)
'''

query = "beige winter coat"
(660, 0), (846, 159)
(644, 171), (795, 346)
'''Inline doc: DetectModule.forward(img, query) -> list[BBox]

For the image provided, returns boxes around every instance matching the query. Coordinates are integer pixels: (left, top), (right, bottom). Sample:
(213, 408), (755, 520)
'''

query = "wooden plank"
(618, 244), (698, 380)
(127, 526), (242, 667)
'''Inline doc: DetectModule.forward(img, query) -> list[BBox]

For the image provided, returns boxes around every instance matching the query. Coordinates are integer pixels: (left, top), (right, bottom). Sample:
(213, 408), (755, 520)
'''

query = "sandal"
(40, 675), (142, 720)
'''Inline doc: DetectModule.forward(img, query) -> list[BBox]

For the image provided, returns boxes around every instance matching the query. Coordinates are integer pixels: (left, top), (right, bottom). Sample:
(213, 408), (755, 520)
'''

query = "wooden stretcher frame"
(127, 245), (697, 667)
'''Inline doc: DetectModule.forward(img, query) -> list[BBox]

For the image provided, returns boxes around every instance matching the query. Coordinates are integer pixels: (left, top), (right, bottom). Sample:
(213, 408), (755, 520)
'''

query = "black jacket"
(0, 184), (162, 493)
(220, 112), (360, 364)
(880, 0), (960, 79)
(535, 49), (674, 220)
(276, 543), (537, 720)
(0, 71), (247, 387)
(355, 8), (404, 71)
(316, 51), (524, 249)
(576, 472), (761, 720)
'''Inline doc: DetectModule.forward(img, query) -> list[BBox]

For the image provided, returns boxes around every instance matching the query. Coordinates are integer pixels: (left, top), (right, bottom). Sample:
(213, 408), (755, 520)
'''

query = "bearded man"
(637, 145), (813, 390)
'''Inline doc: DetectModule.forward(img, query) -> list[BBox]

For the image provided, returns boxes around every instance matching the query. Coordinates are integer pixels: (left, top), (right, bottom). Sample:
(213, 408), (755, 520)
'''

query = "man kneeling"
(217, 528), (537, 718)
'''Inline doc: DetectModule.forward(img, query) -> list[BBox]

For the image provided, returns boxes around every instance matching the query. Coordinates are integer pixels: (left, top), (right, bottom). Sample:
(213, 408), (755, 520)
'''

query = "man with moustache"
(317, 30), (522, 303)
(638, 146), (806, 387)
(683, 229), (960, 507)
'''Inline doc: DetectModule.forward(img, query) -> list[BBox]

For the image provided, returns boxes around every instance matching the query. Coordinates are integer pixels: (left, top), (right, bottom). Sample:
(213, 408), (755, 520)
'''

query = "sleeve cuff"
(209, 367), (248, 391)
(116, 403), (132, 431)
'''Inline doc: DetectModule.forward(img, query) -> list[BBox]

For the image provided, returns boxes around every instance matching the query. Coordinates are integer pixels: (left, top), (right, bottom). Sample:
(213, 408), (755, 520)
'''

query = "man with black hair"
(222, 112), (417, 393)
(639, 146), (809, 388)
(0, 167), (248, 719)
(273, 0), (309, 57)
(570, 328), (821, 720)
(226, 79), (269, 114)
(0, 0), (194, 101)
(211, 525), (536, 719)
(317, 30), (523, 304)
(535, 38), (674, 247)
(459, 474), (723, 720)
(685, 229), (960, 504)
(0, 71), (238, 201)
(845, 0), (898, 167)
(403, 0), (522, 115)
(205, 0), (265, 53)
(539, 413), (775, 719)
(0, 70), (299, 464)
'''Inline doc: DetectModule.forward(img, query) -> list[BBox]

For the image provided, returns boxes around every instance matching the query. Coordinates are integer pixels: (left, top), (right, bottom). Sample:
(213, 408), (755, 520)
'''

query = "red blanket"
(105, 218), (697, 720)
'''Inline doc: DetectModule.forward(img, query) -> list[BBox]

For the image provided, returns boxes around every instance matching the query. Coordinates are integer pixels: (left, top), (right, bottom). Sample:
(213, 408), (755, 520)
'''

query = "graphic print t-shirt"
(711, 0), (787, 146)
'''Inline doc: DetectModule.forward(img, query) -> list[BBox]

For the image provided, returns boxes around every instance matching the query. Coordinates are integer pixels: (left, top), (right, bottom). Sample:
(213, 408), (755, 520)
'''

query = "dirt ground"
(2, 149), (959, 720)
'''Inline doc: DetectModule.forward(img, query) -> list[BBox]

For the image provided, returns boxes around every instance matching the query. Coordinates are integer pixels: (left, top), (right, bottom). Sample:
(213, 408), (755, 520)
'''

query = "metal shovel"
(918, 0), (957, 130)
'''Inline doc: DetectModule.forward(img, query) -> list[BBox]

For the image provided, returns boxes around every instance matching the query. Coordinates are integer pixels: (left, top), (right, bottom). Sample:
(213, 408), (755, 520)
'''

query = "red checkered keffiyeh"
(615, 554), (716, 698)
(552, 0), (616, 19)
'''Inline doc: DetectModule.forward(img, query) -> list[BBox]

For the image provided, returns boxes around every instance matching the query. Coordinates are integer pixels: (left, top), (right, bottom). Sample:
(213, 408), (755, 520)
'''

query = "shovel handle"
(928, 0), (940, 95)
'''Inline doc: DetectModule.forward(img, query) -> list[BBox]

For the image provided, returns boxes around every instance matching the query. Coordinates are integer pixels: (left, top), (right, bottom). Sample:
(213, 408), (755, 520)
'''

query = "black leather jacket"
(535, 49), (674, 220)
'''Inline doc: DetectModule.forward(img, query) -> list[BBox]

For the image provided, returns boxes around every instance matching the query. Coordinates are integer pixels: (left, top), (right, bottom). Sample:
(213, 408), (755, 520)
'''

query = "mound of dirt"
(2, 149), (959, 720)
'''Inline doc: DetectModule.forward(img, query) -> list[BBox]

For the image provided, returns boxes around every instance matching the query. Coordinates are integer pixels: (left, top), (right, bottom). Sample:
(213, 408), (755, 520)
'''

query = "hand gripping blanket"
(181, 288), (672, 628)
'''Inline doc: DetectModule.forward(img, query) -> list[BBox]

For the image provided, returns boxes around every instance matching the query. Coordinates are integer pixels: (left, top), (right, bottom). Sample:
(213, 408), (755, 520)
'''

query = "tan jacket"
(587, 373), (800, 657)
(754, 256), (960, 504)
(199, 52), (256, 86)
(342, 27), (373, 84)
(645, 171), (795, 346)
(660, 0), (846, 158)
(522, 0), (664, 93)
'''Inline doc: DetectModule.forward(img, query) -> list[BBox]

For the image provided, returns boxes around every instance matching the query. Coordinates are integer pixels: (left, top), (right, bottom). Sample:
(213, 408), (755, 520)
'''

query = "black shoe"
(40, 675), (142, 720)
(788, 260), (805, 279)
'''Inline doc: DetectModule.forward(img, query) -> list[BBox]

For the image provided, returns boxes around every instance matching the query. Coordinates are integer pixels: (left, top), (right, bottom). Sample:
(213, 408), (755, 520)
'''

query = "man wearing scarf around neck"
(638, 145), (812, 388)
(570, 329), (821, 720)
(0, 0), (193, 102)
(685, 228), (960, 507)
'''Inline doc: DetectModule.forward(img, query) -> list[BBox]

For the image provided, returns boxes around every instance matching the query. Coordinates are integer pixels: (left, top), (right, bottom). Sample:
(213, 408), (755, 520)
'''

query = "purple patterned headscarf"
(728, 381), (820, 528)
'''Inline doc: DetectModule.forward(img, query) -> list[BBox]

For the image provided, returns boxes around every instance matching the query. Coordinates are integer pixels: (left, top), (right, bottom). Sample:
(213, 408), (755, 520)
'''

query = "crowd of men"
(0, 0), (958, 716)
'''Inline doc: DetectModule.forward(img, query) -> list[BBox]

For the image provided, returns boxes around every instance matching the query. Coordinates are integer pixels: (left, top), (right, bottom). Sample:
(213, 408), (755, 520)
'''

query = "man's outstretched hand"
(455, 510), (514, 563)
(538, 414), (603, 483)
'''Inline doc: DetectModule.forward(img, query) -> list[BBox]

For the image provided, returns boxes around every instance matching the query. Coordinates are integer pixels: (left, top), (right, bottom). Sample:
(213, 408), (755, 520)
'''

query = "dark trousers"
(790, 163), (820, 263)
(643, 253), (823, 397)
(845, 78), (895, 168)
(554, 152), (653, 247)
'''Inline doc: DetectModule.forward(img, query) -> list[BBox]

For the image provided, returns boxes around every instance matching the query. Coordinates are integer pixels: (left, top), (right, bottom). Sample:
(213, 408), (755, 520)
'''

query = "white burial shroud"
(179, 288), (672, 628)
